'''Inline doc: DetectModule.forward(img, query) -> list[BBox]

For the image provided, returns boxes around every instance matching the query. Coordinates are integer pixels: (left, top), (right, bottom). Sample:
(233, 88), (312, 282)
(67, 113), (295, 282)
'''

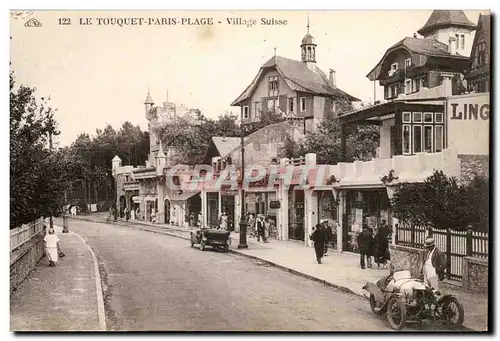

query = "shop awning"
(144, 196), (156, 201)
(166, 189), (200, 202)
(132, 196), (140, 203)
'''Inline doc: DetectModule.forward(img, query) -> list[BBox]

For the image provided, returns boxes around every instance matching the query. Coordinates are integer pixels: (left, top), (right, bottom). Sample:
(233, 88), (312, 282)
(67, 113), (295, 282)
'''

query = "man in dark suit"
(310, 224), (327, 264)
(357, 224), (373, 269)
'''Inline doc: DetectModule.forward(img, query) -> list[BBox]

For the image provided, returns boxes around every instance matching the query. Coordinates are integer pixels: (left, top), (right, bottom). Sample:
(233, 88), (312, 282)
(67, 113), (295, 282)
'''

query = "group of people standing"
(247, 213), (274, 243)
(356, 220), (392, 269)
(309, 220), (334, 264)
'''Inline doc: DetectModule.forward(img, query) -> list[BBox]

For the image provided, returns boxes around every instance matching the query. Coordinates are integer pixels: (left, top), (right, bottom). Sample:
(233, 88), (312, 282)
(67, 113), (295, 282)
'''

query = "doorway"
(164, 199), (171, 224)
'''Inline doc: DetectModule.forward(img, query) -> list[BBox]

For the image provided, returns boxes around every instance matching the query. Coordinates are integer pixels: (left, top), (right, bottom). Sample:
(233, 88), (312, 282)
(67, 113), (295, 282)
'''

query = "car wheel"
(387, 297), (407, 330)
(441, 297), (464, 328)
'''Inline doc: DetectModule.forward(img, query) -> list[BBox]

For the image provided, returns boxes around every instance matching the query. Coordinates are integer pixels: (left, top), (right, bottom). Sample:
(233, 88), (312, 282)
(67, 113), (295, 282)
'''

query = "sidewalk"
(71, 213), (488, 331)
(10, 225), (105, 331)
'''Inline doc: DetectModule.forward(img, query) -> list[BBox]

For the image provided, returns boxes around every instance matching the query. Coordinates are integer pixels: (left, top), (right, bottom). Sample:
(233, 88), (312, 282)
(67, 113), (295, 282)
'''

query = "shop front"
(207, 192), (219, 228)
(342, 188), (391, 253)
(288, 187), (305, 241)
(315, 190), (339, 248)
(220, 188), (237, 231)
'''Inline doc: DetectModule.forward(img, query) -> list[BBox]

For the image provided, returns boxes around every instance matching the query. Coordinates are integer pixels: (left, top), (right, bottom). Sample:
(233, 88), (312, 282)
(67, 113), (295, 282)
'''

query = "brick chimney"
(329, 69), (336, 89)
(448, 36), (457, 55)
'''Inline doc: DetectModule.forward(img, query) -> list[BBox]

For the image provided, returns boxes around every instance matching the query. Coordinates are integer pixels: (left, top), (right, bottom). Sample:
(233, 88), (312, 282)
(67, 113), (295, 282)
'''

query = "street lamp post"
(238, 124), (248, 249)
(62, 189), (69, 233)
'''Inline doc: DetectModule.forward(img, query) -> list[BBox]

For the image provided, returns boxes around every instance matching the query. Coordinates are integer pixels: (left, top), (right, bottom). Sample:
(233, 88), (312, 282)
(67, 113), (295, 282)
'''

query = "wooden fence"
(10, 218), (45, 253)
(395, 225), (488, 281)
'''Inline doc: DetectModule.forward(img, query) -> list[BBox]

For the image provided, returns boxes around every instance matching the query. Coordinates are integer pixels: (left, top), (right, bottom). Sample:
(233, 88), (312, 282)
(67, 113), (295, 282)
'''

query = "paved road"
(56, 219), (449, 332)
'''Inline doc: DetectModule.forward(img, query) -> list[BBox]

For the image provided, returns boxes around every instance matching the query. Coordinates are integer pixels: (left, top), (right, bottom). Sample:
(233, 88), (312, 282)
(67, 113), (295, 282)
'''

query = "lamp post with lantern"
(238, 121), (248, 249)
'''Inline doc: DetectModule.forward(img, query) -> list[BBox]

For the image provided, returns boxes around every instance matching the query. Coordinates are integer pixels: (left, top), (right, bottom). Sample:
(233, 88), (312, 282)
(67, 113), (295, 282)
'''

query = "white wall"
(379, 117), (395, 159)
(428, 27), (475, 57)
(446, 93), (489, 155)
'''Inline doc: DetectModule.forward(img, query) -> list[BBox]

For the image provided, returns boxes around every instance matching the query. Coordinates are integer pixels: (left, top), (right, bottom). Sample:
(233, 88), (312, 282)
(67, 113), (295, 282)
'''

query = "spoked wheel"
(370, 294), (384, 315)
(387, 298), (407, 330)
(200, 240), (205, 251)
(438, 297), (464, 329)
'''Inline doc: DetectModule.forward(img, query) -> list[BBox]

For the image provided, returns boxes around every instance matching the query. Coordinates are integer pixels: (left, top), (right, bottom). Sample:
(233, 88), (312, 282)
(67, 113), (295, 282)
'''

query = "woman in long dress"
(44, 227), (60, 267)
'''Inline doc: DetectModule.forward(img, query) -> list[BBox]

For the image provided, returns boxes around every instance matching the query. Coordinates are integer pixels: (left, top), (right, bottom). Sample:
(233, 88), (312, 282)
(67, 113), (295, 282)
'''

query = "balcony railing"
(380, 69), (405, 85)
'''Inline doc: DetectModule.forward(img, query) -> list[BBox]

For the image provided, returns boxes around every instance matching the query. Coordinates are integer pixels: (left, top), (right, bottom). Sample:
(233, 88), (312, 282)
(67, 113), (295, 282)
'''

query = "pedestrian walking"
(367, 227), (375, 268)
(44, 227), (60, 267)
(357, 224), (373, 269)
(310, 224), (326, 264)
(130, 208), (136, 220)
(248, 214), (255, 238)
(256, 214), (267, 242)
(125, 207), (130, 221)
(322, 220), (333, 256)
(197, 212), (203, 228)
(220, 212), (228, 230)
(374, 222), (391, 268)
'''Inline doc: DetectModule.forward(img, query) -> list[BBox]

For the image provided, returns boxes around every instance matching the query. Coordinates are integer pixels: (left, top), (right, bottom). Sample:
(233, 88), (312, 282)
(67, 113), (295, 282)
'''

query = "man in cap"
(422, 237), (447, 294)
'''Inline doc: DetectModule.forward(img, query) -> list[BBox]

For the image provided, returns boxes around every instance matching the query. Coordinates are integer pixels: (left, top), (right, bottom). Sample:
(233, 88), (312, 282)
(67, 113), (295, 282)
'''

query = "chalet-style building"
(329, 10), (489, 255)
(465, 14), (491, 93)
(367, 10), (476, 100)
(231, 23), (359, 129)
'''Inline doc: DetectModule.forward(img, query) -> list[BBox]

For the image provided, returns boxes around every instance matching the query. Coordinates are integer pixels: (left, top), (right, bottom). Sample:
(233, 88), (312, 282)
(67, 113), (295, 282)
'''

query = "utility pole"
(48, 132), (54, 230)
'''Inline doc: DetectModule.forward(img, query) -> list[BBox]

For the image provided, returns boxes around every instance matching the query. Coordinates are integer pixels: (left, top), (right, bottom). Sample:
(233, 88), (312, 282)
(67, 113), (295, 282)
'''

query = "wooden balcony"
(379, 69), (406, 86)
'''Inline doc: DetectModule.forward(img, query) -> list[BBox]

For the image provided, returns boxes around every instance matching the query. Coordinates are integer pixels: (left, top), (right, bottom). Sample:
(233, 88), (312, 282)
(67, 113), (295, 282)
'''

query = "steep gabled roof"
(366, 37), (469, 81)
(417, 10), (476, 36)
(231, 56), (359, 106)
(211, 136), (241, 158)
(466, 13), (491, 75)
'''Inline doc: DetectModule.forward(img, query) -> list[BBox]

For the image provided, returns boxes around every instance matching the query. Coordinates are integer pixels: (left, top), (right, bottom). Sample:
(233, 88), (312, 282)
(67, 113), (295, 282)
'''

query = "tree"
(245, 109), (286, 135)
(294, 116), (379, 164)
(154, 111), (242, 164)
(391, 170), (489, 232)
(10, 70), (69, 228)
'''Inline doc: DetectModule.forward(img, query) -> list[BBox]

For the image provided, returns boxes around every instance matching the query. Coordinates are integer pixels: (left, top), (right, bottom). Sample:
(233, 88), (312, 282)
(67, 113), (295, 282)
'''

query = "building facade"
(367, 10), (476, 101)
(231, 23), (359, 131)
(465, 14), (491, 93)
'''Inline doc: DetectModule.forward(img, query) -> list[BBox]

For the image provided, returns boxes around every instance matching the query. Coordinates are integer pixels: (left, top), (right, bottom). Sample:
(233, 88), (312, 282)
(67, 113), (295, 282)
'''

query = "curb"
(68, 216), (480, 332)
(54, 225), (107, 331)
(68, 216), (358, 296)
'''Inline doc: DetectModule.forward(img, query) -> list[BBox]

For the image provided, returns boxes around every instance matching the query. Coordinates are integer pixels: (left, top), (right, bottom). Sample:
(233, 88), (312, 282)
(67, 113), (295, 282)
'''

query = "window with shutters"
(300, 97), (306, 112)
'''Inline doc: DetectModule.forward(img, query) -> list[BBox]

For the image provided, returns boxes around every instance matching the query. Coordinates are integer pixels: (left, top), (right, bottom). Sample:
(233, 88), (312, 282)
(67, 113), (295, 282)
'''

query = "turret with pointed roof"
(144, 90), (154, 105)
(417, 10), (476, 37)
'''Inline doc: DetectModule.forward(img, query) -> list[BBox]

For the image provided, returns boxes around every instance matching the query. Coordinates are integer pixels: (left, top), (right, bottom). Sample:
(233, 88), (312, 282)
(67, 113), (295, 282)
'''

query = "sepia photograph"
(9, 7), (491, 332)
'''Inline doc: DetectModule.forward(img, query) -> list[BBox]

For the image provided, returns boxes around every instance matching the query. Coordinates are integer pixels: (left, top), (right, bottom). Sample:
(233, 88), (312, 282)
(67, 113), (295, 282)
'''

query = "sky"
(10, 9), (489, 147)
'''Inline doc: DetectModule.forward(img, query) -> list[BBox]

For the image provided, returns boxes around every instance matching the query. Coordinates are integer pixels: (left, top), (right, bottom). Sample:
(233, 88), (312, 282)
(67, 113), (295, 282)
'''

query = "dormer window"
(388, 63), (398, 76)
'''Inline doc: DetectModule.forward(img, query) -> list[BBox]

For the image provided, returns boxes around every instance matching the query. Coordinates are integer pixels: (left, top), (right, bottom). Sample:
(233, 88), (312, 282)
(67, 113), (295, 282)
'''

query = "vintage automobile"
(190, 228), (231, 252)
(363, 270), (464, 330)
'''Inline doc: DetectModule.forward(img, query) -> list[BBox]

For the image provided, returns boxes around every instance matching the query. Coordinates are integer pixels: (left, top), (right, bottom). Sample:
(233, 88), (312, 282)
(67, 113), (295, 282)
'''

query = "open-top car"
(190, 228), (231, 252)
(363, 269), (464, 330)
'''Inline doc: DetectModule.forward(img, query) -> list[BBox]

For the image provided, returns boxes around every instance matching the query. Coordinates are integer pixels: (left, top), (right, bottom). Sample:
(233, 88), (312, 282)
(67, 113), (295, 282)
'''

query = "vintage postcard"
(10, 9), (490, 332)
